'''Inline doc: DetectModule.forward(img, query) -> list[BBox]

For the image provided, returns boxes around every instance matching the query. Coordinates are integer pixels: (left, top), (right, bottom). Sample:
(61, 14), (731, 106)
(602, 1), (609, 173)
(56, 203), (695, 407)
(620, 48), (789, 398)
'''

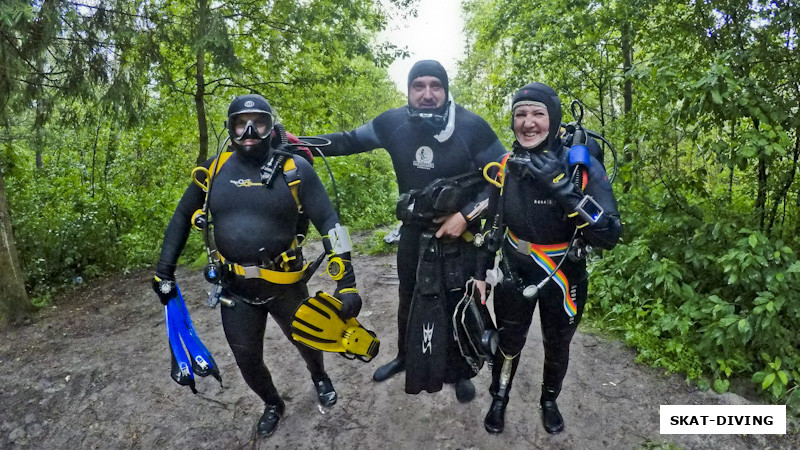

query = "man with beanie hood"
(153, 94), (362, 438)
(316, 60), (506, 402)
(473, 82), (622, 434)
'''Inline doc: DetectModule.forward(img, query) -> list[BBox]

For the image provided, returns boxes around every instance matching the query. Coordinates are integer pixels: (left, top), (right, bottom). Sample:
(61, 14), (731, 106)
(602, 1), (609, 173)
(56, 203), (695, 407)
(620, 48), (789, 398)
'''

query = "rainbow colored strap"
(506, 231), (577, 317)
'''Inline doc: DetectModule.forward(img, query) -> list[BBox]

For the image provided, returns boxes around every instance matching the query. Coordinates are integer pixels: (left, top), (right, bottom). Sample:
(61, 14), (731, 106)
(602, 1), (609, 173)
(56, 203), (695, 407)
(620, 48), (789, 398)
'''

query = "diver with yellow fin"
(153, 94), (363, 438)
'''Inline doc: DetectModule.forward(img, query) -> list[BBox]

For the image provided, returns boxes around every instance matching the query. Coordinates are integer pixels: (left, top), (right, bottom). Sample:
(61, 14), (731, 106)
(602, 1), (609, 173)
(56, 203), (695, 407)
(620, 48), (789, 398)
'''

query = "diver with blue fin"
(153, 93), (363, 438)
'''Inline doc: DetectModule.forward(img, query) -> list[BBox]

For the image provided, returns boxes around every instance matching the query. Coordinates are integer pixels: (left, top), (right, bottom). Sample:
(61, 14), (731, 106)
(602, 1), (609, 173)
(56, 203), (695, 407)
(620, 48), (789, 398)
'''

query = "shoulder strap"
(209, 151), (233, 178)
(282, 156), (303, 213)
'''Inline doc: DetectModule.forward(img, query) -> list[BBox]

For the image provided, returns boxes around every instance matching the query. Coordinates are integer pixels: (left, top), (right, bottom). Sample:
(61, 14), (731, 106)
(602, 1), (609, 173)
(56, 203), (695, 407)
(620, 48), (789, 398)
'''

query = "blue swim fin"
(165, 300), (196, 393)
(172, 286), (222, 384)
(164, 284), (222, 393)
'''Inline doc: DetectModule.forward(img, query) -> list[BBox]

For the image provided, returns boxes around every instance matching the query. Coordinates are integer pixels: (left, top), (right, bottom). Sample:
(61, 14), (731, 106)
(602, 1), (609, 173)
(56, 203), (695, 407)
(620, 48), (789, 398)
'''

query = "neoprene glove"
(331, 254), (361, 319)
(336, 286), (362, 320)
(526, 151), (584, 213)
(152, 275), (177, 305)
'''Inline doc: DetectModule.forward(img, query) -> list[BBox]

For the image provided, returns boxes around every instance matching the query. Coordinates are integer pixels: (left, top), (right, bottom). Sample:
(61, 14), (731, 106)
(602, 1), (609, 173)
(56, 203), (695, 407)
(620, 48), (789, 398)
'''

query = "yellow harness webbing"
(218, 254), (308, 284)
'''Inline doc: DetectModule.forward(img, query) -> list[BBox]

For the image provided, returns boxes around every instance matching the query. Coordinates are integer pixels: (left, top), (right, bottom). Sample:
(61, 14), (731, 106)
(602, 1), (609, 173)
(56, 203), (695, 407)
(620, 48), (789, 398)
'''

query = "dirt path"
(1, 238), (796, 449)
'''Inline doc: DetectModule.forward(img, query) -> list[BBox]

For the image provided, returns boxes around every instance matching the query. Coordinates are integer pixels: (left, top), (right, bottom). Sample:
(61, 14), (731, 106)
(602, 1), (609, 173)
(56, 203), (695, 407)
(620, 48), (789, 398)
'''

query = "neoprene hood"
(407, 60), (449, 100)
(511, 82), (563, 151)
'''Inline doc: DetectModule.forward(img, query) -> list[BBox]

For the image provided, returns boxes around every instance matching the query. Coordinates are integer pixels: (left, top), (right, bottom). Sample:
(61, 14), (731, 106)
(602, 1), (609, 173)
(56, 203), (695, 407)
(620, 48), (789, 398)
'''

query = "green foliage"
(353, 226), (399, 256)
(634, 441), (682, 450)
(587, 191), (800, 406)
(318, 152), (398, 231)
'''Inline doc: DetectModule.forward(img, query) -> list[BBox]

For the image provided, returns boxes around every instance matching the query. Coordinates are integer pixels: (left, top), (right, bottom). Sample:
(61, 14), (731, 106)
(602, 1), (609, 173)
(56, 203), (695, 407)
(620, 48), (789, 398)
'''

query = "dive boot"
(540, 386), (564, 434)
(484, 396), (508, 434)
(257, 400), (285, 437)
(314, 375), (337, 407)
(373, 357), (405, 382)
(455, 378), (476, 403)
(485, 350), (518, 434)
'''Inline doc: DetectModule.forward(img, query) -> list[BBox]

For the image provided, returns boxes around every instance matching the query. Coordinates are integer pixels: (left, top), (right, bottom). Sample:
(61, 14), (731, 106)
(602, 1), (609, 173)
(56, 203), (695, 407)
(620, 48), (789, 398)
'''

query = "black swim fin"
(404, 232), (447, 394)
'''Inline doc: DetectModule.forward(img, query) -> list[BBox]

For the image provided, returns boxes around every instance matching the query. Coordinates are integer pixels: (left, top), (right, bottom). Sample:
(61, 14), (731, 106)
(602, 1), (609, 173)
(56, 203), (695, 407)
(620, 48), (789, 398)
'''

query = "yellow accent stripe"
(219, 254), (307, 284)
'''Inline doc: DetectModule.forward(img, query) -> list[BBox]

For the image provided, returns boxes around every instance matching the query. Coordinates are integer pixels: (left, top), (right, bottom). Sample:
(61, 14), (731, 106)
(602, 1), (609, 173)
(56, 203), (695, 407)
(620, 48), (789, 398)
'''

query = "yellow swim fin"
(291, 291), (380, 362)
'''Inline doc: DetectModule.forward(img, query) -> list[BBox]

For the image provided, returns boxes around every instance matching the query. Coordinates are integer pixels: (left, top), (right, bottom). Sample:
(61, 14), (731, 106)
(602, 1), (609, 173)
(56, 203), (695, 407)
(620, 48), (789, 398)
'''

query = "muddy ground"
(1, 235), (797, 449)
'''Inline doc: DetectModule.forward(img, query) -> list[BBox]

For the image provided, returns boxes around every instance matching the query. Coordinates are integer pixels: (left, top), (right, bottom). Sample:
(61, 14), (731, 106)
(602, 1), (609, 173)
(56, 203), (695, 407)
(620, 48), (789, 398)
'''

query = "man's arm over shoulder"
(316, 109), (398, 156)
(455, 108), (507, 223)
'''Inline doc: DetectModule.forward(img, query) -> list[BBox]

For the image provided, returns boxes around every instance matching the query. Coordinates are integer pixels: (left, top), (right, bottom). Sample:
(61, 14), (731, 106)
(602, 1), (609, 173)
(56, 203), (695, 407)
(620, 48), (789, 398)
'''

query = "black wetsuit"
(477, 142), (622, 397)
(320, 104), (506, 383)
(156, 149), (341, 405)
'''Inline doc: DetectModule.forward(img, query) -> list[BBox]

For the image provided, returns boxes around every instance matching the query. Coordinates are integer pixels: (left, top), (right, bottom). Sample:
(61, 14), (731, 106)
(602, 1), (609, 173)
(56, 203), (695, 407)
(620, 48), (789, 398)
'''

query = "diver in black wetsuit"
(317, 60), (506, 402)
(474, 82), (622, 434)
(152, 94), (362, 438)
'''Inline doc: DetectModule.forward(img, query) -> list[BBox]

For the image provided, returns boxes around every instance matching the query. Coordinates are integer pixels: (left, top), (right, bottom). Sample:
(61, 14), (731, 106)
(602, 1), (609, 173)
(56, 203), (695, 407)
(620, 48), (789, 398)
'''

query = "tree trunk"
(751, 119), (768, 230)
(621, 21), (634, 116)
(0, 170), (32, 325)
(194, 0), (209, 165)
(757, 154), (767, 230)
(620, 19), (636, 192)
(34, 100), (46, 169)
(194, 49), (209, 165)
(728, 121), (735, 203)
(766, 130), (800, 235)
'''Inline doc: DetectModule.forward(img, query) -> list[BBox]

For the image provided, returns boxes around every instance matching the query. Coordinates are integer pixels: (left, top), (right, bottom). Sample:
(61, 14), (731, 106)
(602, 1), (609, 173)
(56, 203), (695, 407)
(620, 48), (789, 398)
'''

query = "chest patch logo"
(230, 178), (260, 188)
(413, 146), (434, 170)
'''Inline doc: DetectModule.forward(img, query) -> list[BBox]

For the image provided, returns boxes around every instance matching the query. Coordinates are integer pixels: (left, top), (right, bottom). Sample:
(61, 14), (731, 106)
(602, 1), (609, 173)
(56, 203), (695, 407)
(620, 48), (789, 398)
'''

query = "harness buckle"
(242, 266), (262, 279)
(516, 239), (532, 255)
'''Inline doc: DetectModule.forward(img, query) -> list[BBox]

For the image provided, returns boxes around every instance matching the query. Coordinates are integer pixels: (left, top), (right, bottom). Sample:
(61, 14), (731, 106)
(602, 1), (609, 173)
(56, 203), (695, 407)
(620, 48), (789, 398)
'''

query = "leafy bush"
(315, 151), (398, 231)
(353, 225), (399, 256)
(587, 186), (800, 409)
